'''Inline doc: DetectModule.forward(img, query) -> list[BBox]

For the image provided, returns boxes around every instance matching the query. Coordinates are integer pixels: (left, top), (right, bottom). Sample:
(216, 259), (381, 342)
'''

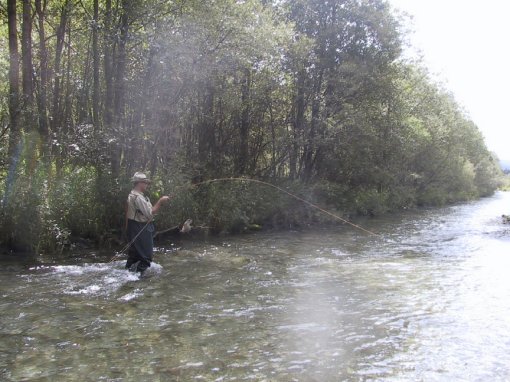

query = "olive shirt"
(126, 190), (153, 223)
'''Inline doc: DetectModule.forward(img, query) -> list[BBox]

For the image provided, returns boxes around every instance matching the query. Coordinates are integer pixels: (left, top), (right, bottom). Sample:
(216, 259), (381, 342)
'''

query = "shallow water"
(1, 192), (510, 381)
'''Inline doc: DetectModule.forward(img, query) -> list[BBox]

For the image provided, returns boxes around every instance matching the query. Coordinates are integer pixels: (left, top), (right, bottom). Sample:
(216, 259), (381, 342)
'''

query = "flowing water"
(1, 192), (510, 381)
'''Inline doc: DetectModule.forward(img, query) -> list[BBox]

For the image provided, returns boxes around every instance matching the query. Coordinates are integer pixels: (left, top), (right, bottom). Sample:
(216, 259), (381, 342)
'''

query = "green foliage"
(499, 176), (510, 191)
(354, 189), (391, 216)
(0, 0), (502, 252)
(50, 167), (108, 241)
(0, 160), (109, 252)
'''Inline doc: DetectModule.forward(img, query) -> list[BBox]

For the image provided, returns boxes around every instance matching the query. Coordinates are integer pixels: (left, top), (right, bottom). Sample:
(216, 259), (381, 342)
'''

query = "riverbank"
(94, 182), (506, 249)
(0, 161), (504, 255)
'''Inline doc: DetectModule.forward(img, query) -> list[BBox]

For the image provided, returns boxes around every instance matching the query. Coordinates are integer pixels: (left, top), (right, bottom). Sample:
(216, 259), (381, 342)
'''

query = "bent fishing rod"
(190, 178), (381, 237)
(109, 177), (381, 263)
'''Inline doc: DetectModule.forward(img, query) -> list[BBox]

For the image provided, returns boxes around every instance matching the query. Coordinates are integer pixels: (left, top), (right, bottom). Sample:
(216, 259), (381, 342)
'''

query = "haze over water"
(390, 0), (510, 161)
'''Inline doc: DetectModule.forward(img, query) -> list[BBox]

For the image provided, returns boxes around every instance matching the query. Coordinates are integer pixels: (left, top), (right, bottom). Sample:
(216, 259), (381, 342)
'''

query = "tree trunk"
(35, 0), (49, 142)
(269, 101), (276, 178)
(237, 68), (251, 175)
(77, 33), (92, 123)
(21, 0), (34, 108)
(92, 0), (100, 130)
(63, 20), (74, 132)
(7, 0), (20, 161)
(113, 0), (129, 121)
(302, 68), (323, 182)
(51, 0), (70, 176)
(103, 0), (113, 129)
(51, 0), (69, 134)
(127, 46), (156, 175)
(291, 69), (306, 179)
(110, 0), (131, 178)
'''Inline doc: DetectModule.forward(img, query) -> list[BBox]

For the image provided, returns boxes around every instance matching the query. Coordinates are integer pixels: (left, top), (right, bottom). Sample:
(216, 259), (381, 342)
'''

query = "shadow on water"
(1, 192), (510, 381)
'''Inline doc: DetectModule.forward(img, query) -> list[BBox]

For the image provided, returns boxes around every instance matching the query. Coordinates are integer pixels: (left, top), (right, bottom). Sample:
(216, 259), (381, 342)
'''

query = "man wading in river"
(125, 172), (170, 274)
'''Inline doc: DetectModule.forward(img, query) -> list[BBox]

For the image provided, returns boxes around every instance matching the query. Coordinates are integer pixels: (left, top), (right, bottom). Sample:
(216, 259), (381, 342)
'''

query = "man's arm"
(152, 195), (170, 215)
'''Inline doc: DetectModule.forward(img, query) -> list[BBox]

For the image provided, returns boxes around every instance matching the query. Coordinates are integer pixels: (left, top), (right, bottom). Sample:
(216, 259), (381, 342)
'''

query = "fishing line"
(189, 178), (381, 237)
(108, 219), (153, 263)
(109, 177), (381, 263)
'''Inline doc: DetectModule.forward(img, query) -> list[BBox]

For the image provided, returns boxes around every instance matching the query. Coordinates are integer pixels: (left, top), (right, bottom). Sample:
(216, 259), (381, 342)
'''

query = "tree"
(21, 0), (33, 107)
(0, 0), (501, 251)
(6, 0), (20, 161)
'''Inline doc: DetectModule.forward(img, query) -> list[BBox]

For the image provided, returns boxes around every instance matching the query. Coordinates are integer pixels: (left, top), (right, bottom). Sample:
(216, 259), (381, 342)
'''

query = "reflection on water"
(1, 192), (510, 381)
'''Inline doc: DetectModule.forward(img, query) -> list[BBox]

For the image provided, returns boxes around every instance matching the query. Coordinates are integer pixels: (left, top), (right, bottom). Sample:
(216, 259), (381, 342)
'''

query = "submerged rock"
(174, 249), (201, 257)
(175, 249), (250, 266)
(229, 256), (251, 266)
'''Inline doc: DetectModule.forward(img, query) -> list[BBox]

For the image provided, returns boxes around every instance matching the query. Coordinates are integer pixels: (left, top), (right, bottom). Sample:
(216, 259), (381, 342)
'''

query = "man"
(125, 172), (170, 274)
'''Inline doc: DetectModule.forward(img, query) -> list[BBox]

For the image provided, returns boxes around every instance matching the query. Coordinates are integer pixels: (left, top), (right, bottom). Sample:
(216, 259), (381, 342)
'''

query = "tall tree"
(237, 68), (252, 175)
(51, 0), (70, 135)
(103, 0), (113, 130)
(92, 0), (100, 129)
(21, 0), (34, 107)
(35, 0), (49, 141)
(7, 0), (20, 160)
(110, 0), (132, 177)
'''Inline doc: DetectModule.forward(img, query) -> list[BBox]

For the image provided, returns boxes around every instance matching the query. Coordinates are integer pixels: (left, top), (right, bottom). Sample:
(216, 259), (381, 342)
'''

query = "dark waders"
(125, 219), (155, 273)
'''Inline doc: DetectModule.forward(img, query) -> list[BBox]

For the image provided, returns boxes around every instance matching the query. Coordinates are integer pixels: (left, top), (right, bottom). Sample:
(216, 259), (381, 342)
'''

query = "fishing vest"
(126, 190), (153, 223)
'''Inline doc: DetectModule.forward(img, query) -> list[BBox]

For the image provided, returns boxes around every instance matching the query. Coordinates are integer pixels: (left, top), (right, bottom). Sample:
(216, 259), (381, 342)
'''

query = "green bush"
(354, 189), (391, 216)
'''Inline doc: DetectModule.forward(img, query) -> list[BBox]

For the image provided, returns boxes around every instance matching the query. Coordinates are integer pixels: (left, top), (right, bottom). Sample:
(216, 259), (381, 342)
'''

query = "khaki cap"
(132, 172), (151, 184)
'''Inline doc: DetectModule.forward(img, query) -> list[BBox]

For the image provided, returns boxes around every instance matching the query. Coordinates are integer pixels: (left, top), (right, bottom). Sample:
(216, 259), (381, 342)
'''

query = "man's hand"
(159, 195), (170, 203)
(152, 195), (171, 214)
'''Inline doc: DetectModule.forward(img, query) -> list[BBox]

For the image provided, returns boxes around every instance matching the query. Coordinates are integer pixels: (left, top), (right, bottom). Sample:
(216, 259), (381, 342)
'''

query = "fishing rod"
(188, 178), (381, 237)
(108, 218), (154, 263)
(108, 177), (381, 263)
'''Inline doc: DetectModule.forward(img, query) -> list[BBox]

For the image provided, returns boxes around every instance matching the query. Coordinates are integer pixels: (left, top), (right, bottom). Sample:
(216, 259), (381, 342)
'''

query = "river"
(1, 192), (510, 381)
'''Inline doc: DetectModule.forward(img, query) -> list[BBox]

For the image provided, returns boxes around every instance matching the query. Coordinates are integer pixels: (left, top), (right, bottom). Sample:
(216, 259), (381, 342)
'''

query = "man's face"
(139, 181), (150, 192)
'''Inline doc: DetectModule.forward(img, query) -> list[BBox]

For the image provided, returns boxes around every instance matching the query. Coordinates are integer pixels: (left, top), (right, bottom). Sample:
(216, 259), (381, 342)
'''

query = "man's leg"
(125, 247), (139, 270)
(136, 259), (151, 274)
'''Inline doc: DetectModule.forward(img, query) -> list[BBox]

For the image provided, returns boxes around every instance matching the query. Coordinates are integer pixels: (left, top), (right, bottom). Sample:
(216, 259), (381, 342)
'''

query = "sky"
(388, 0), (510, 160)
